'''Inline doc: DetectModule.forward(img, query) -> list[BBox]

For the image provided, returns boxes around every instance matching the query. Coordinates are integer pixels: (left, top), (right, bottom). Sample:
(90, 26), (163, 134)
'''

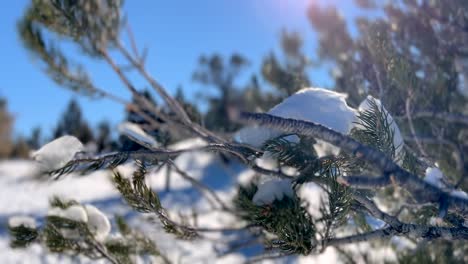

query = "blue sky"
(0, 0), (363, 138)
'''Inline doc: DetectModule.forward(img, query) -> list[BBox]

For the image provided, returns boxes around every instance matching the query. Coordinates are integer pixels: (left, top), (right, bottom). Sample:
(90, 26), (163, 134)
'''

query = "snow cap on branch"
(33, 135), (84, 172)
(8, 216), (37, 229)
(48, 204), (111, 241)
(118, 122), (159, 149)
(48, 205), (88, 223)
(84, 204), (111, 241)
(252, 179), (294, 205)
(424, 167), (445, 188)
(236, 87), (357, 147)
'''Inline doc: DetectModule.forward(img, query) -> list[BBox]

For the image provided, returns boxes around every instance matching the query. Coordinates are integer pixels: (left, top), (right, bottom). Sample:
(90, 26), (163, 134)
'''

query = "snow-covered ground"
(0, 138), (251, 263)
(0, 146), (396, 263)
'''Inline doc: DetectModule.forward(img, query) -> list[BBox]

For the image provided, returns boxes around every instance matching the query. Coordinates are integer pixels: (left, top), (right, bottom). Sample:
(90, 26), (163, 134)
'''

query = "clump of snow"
(313, 139), (341, 157)
(297, 182), (328, 217)
(118, 122), (159, 149)
(8, 216), (37, 229)
(48, 205), (88, 223)
(252, 179), (294, 205)
(236, 87), (358, 147)
(48, 204), (110, 241)
(32, 136), (84, 172)
(424, 167), (468, 199)
(84, 205), (111, 241)
(424, 167), (445, 188)
(451, 190), (468, 199)
(358, 96), (404, 158)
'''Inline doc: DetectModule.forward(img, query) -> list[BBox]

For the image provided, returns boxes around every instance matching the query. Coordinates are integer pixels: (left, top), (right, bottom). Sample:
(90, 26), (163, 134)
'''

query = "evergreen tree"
(53, 99), (94, 144)
(0, 98), (14, 159)
(193, 53), (248, 132)
(174, 86), (202, 127)
(307, 0), (468, 188)
(27, 127), (42, 150)
(13, 1), (468, 263)
(306, 0), (468, 260)
(96, 121), (117, 152)
(262, 30), (311, 97)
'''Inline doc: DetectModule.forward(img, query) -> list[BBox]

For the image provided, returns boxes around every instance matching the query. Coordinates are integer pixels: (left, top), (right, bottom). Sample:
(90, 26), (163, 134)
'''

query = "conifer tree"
(11, 0), (468, 263)
(193, 53), (248, 132)
(53, 99), (94, 144)
(0, 98), (14, 158)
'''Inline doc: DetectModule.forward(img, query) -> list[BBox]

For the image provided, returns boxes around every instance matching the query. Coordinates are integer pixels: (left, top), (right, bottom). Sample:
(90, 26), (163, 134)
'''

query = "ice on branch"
(84, 205), (111, 241)
(32, 135), (84, 172)
(8, 216), (37, 229)
(236, 87), (358, 147)
(358, 96), (404, 157)
(252, 179), (294, 205)
(118, 122), (159, 149)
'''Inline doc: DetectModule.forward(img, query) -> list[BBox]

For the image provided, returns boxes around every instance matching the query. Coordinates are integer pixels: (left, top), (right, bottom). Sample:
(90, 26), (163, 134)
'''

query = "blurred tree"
(193, 53), (248, 132)
(308, 0), (468, 185)
(95, 121), (117, 152)
(174, 86), (202, 127)
(11, 137), (31, 159)
(53, 99), (94, 144)
(27, 127), (42, 150)
(0, 98), (14, 159)
(262, 30), (311, 97)
(241, 75), (279, 113)
(307, 0), (468, 261)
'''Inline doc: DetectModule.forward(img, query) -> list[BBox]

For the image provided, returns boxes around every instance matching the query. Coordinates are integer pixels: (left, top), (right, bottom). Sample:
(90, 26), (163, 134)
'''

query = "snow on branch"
(231, 111), (468, 215)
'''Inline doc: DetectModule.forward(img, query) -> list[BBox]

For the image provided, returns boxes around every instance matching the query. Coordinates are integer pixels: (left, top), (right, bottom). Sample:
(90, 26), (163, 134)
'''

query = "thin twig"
(405, 96), (428, 157)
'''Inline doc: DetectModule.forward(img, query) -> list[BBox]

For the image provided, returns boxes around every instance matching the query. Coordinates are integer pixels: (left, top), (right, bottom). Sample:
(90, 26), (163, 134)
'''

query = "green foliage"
(113, 166), (162, 214)
(8, 225), (39, 248)
(8, 197), (167, 264)
(262, 136), (317, 170)
(318, 175), (352, 240)
(351, 98), (397, 160)
(49, 151), (131, 179)
(18, 0), (123, 97)
(113, 162), (198, 239)
(233, 184), (317, 255)
(233, 134), (354, 255)
(106, 216), (169, 264)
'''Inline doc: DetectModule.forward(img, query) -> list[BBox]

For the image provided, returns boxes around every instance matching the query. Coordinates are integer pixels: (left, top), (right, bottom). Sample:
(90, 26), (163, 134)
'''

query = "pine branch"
(8, 198), (168, 264)
(231, 111), (468, 216)
(48, 143), (258, 178)
(112, 162), (198, 239)
(234, 184), (317, 255)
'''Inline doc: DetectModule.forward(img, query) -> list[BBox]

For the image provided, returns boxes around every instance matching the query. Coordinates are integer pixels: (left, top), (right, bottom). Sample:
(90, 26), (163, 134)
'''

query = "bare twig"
(404, 135), (465, 178)
(405, 96), (428, 157)
(396, 111), (468, 126)
(115, 40), (225, 143)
